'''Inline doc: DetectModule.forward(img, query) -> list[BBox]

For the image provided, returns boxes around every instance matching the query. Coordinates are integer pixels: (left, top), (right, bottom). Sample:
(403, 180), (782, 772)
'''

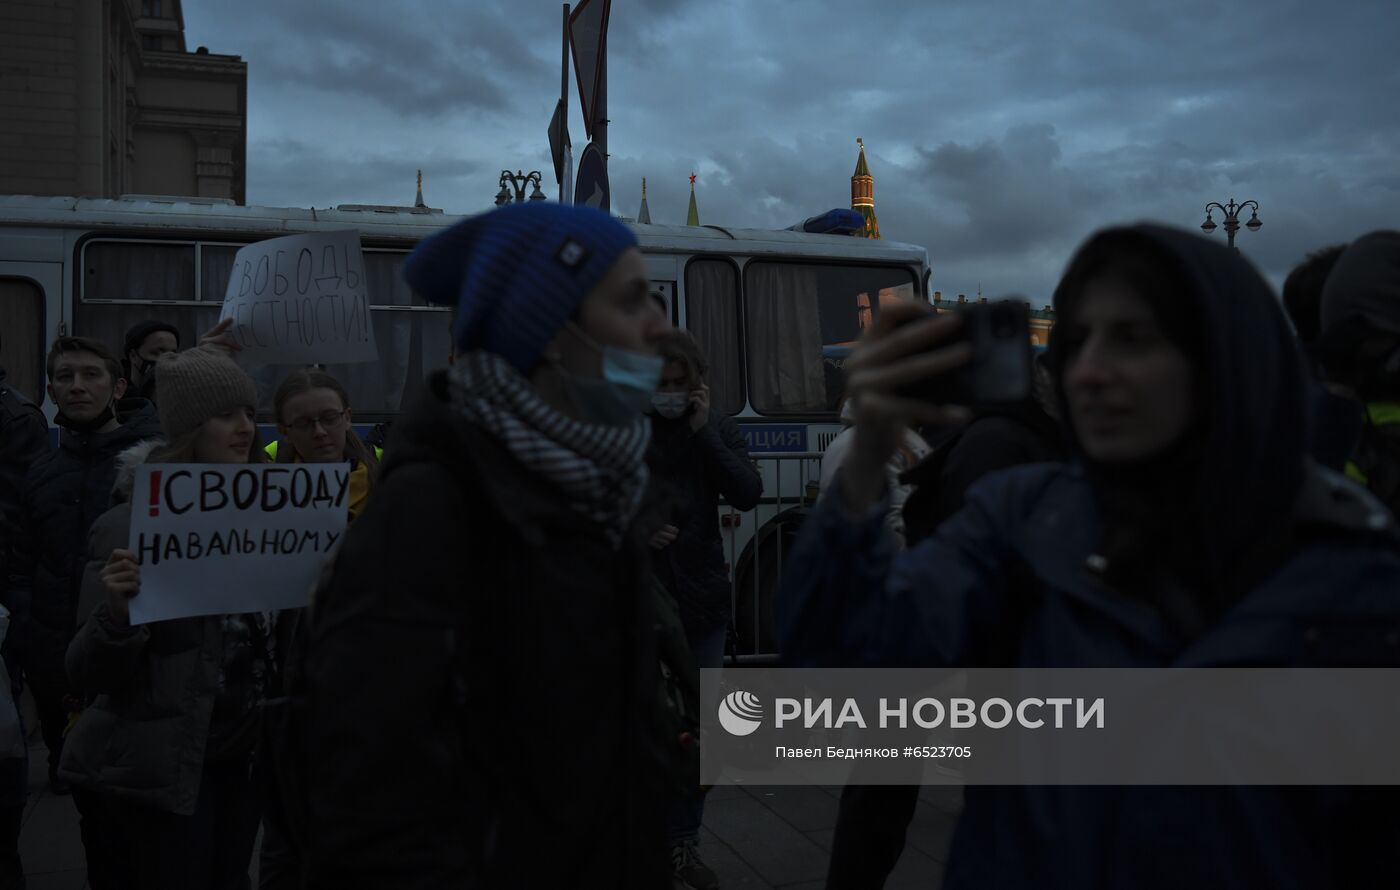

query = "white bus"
(0, 194), (932, 657)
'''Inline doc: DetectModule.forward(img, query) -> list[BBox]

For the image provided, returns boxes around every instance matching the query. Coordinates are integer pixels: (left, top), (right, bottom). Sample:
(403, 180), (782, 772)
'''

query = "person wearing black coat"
(646, 329), (761, 889)
(7, 337), (161, 790)
(0, 344), (48, 890)
(781, 224), (1400, 889)
(304, 202), (675, 889)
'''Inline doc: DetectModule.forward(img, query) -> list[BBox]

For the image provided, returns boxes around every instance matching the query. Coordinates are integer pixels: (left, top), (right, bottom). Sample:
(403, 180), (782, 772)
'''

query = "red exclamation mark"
(149, 470), (162, 517)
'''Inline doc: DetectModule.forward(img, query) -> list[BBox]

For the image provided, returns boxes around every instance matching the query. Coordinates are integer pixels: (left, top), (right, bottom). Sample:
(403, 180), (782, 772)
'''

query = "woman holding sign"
(59, 345), (271, 890)
(302, 203), (676, 888)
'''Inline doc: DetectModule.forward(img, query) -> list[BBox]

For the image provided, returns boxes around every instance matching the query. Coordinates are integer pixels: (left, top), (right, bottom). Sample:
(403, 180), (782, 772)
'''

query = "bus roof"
(0, 194), (929, 264)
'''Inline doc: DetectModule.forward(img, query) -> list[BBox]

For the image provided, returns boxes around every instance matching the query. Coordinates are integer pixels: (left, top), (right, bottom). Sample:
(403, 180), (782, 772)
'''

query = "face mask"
(54, 402), (116, 434)
(651, 391), (689, 419)
(557, 323), (665, 425)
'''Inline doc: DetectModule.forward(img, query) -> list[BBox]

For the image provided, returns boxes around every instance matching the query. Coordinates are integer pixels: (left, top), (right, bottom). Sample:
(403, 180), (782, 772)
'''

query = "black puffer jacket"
(647, 413), (762, 633)
(6, 399), (160, 644)
(304, 372), (669, 889)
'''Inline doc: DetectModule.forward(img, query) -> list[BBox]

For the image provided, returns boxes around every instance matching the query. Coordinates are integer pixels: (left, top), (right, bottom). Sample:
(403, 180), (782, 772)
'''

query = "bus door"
(0, 261), (61, 408)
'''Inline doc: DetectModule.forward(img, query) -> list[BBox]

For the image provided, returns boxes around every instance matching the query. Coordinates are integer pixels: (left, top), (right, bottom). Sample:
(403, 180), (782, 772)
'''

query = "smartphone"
(894, 300), (1033, 407)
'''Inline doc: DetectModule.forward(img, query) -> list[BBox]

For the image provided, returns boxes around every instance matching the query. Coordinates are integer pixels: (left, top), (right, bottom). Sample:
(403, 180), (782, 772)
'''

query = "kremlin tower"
(851, 138), (880, 239)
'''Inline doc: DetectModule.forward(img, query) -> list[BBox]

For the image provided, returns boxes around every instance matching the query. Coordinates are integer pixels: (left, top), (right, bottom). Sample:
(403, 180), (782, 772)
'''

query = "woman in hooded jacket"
(59, 345), (268, 890)
(779, 224), (1400, 889)
(302, 202), (675, 889)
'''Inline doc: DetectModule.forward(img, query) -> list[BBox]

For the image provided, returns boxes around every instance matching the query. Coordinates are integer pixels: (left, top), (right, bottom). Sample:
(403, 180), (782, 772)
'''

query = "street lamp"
(494, 170), (548, 206)
(1200, 198), (1262, 249)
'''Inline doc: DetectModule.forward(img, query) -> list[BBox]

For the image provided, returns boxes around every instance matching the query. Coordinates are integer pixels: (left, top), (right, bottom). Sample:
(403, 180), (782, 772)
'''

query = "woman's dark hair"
(272, 368), (380, 486)
(657, 330), (708, 388)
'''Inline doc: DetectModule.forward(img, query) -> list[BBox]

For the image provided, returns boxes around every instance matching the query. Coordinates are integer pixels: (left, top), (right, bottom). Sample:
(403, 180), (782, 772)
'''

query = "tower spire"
(686, 172), (700, 227)
(637, 177), (652, 224)
(414, 169), (425, 209)
(851, 138), (880, 239)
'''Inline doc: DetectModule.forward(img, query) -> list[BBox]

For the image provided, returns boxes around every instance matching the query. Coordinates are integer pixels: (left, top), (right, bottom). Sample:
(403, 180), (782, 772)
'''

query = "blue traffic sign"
(574, 142), (609, 213)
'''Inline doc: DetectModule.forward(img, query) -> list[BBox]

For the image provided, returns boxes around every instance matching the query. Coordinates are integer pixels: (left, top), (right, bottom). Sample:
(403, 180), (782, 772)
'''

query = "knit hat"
(154, 346), (258, 439)
(123, 320), (181, 358)
(402, 202), (638, 373)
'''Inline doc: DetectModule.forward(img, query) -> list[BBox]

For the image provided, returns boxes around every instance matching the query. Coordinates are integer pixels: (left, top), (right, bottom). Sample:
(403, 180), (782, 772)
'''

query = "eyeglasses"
(287, 410), (348, 434)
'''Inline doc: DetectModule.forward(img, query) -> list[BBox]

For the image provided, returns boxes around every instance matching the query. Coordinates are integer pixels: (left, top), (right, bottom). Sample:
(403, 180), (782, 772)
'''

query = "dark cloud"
(182, 0), (1400, 301)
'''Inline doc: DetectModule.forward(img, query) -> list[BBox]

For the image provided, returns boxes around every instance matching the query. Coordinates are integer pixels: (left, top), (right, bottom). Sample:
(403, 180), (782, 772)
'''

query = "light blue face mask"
(558, 323), (664, 425)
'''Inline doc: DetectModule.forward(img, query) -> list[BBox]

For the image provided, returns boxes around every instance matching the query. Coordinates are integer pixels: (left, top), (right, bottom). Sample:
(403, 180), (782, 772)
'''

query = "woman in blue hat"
(302, 203), (675, 888)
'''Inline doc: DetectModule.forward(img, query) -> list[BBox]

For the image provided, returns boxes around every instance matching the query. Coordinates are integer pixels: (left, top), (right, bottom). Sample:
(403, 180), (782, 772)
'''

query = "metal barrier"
(718, 451), (827, 664)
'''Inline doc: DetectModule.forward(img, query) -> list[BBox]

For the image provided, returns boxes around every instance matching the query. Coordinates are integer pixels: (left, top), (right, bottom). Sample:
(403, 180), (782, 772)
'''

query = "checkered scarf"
(447, 351), (651, 549)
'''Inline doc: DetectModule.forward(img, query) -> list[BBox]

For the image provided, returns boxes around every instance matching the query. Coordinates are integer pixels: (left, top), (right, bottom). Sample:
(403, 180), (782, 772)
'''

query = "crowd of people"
(0, 201), (1396, 890)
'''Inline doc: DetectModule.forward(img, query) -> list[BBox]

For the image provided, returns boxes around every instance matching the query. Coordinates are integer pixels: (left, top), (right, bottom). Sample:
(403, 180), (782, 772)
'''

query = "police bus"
(0, 193), (933, 657)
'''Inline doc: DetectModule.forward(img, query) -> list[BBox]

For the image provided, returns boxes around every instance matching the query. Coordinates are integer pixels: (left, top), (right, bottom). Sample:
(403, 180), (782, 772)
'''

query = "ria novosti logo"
(718, 690), (765, 736)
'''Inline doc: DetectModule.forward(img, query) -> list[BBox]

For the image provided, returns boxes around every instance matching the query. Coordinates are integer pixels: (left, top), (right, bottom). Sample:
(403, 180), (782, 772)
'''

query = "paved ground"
(19, 738), (959, 889)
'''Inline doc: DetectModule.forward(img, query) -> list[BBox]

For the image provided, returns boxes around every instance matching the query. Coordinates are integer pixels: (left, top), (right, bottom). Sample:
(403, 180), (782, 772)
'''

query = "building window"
(141, 0), (163, 16)
(142, 35), (162, 50)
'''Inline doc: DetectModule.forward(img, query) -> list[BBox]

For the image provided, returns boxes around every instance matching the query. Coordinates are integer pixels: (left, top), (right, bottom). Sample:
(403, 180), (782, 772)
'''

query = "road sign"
(574, 142), (609, 212)
(548, 99), (570, 186)
(568, 0), (610, 138)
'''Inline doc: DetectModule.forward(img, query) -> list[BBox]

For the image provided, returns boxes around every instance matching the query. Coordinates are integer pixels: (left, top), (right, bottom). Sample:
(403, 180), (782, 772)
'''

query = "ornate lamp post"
(1200, 198), (1262, 249)
(494, 170), (548, 206)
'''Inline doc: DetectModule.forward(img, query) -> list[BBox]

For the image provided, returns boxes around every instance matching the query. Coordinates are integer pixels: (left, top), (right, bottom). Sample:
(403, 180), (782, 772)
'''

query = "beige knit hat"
(155, 345), (258, 439)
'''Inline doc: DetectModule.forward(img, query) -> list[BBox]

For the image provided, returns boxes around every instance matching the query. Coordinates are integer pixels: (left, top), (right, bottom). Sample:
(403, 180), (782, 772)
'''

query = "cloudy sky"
(183, 0), (1398, 302)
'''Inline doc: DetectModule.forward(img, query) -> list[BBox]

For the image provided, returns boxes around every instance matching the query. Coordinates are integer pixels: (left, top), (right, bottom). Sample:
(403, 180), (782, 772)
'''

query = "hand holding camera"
(841, 299), (1032, 515)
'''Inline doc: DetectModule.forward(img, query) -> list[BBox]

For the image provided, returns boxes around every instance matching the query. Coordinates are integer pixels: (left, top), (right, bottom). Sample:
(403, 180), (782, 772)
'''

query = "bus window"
(78, 240), (216, 367)
(237, 251), (450, 417)
(684, 259), (743, 416)
(85, 241), (196, 301)
(745, 262), (915, 414)
(0, 278), (45, 404)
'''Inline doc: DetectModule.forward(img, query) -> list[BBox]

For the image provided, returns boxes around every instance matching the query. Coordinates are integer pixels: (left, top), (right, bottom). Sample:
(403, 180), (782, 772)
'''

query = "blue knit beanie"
(403, 202), (638, 373)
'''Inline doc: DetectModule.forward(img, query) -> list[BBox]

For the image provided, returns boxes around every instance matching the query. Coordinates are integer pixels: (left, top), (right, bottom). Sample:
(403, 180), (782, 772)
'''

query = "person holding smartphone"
(646, 329), (761, 890)
(779, 224), (1400, 889)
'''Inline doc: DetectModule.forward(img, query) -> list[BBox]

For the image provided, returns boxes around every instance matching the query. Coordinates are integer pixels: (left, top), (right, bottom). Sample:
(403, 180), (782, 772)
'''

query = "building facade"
(0, 0), (246, 202)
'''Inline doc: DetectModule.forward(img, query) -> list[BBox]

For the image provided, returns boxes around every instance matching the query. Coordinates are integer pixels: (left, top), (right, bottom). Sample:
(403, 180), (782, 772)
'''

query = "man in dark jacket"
(780, 224), (1400, 889)
(647, 329), (761, 889)
(1313, 230), (1400, 514)
(120, 320), (180, 404)
(0, 334), (47, 890)
(7, 336), (160, 793)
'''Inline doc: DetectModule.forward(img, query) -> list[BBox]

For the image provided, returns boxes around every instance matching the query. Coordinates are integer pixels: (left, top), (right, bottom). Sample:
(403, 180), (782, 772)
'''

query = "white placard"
(218, 230), (379, 364)
(126, 463), (350, 624)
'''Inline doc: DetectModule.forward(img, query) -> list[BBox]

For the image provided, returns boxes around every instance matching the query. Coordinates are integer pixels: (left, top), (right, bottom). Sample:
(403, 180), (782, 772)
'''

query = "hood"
(1319, 230), (1400, 338)
(1048, 224), (1308, 570)
(116, 396), (163, 439)
(109, 438), (165, 504)
(1314, 231), (1400, 398)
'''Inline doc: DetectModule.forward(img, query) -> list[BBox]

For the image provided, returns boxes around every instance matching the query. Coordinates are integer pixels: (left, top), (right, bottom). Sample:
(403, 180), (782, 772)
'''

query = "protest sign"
(218, 230), (379, 364)
(127, 463), (350, 624)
